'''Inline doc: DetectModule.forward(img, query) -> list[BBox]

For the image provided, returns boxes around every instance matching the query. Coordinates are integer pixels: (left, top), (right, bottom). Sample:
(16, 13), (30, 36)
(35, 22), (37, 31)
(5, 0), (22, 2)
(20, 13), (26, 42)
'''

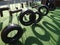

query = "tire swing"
(48, 3), (56, 11)
(1, 1), (23, 44)
(1, 24), (23, 44)
(19, 9), (36, 26)
(34, 12), (43, 23)
(46, 0), (56, 11)
(38, 6), (49, 16)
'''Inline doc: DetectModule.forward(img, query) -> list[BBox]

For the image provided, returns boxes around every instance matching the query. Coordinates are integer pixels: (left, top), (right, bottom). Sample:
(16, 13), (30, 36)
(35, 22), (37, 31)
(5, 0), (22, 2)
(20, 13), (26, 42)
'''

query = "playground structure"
(0, 0), (57, 44)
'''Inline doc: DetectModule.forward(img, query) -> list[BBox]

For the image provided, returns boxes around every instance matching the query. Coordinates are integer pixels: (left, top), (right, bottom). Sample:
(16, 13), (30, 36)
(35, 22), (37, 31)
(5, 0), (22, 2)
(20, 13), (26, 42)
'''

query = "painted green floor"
(0, 4), (60, 45)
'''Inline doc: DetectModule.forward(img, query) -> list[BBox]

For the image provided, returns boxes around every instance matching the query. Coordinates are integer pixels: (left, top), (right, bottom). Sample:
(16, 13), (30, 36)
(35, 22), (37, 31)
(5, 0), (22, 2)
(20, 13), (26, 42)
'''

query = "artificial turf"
(0, 3), (60, 45)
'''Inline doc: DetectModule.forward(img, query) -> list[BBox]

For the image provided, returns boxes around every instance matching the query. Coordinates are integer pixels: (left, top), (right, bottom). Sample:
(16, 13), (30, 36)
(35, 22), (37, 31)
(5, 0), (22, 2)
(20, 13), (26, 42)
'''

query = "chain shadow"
(47, 15), (60, 27)
(31, 24), (50, 41)
(42, 21), (60, 44)
(0, 22), (3, 31)
(9, 16), (13, 23)
(50, 10), (60, 15)
(25, 36), (43, 45)
(47, 15), (60, 45)
(42, 21), (60, 35)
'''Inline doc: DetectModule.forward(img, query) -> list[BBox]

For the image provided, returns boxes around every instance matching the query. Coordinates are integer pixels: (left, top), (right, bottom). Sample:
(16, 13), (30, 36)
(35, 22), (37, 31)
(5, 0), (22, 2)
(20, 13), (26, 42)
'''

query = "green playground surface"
(0, 3), (60, 45)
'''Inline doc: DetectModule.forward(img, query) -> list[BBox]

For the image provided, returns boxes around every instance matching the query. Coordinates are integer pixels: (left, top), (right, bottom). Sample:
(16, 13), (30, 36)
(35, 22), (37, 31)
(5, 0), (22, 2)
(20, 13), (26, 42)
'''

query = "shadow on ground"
(47, 15), (60, 45)
(25, 36), (43, 45)
(31, 24), (50, 41)
(0, 22), (3, 31)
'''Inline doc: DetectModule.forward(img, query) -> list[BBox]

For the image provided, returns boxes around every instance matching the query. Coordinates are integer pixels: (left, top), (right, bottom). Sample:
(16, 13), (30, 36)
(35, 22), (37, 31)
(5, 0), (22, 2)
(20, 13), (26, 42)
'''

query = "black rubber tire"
(34, 12), (43, 23)
(1, 24), (23, 44)
(19, 9), (36, 26)
(46, 0), (56, 11)
(38, 6), (49, 16)
(48, 3), (56, 11)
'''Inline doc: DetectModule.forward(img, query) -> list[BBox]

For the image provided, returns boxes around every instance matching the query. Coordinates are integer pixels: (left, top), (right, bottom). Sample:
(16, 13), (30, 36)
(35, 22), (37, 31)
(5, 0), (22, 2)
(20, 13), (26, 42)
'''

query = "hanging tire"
(38, 6), (49, 16)
(48, 3), (56, 11)
(19, 9), (36, 26)
(1, 24), (23, 44)
(34, 12), (43, 23)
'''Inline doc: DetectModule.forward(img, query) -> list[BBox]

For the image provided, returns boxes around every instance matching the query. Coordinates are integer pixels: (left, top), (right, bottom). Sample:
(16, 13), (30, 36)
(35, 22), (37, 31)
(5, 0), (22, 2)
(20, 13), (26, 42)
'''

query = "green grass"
(0, 3), (60, 45)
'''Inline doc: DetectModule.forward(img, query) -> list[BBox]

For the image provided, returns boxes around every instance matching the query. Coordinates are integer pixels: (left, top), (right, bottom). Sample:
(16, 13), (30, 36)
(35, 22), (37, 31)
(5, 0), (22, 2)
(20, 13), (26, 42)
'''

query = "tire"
(1, 24), (23, 44)
(19, 9), (36, 26)
(48, 3), (56, 11)
(34, 12), (43, 23)
(38, 6), (49, 16)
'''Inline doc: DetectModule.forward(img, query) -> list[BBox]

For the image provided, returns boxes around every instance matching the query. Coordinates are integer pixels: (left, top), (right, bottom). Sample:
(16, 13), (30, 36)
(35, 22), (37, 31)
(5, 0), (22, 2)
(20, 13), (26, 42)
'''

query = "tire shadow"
(9, 41), (23, 45)
(31, 24), (50, 41)
(25, 36), (43, 45)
